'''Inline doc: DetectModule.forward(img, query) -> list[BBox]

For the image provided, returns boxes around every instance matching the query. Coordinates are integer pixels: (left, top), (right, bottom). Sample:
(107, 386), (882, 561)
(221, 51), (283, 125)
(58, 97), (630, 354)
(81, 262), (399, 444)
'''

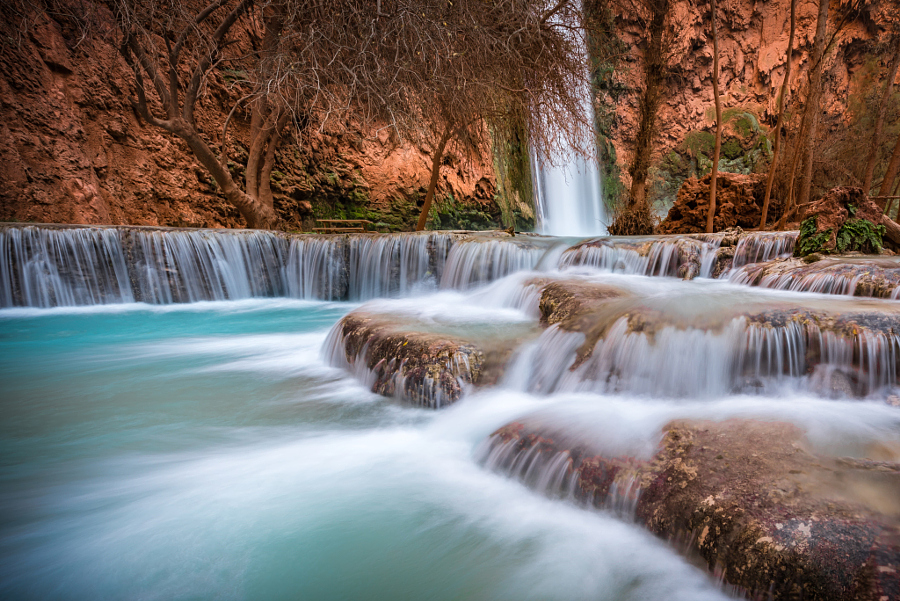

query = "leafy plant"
(795, 216), (885, 256)
(835, 218), (884, 254)
(794, 217), (832, 256)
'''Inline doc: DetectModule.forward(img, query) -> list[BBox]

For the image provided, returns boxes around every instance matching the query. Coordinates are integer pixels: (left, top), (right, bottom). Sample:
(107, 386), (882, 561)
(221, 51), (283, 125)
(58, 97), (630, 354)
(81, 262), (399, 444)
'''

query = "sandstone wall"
(603, 0), (899, 207)
(0, 5), (499, 230)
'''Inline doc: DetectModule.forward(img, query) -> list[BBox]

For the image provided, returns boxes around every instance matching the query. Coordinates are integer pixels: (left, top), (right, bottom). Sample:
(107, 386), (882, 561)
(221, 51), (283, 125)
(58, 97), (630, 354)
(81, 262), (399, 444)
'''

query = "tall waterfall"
(530, 35), (607, 237)
(532, 147), (607, 237)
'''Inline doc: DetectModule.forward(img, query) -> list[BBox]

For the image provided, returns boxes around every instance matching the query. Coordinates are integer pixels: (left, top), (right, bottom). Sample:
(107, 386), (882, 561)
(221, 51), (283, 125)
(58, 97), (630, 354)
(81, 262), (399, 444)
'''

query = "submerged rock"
(480, 418), (900, 601)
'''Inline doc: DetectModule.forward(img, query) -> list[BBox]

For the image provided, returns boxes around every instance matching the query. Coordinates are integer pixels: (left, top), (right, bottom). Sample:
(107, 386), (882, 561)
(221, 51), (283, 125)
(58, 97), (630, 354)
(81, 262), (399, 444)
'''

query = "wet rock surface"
(327, 313), (485, 407)
(326, 311), (531, 407)
(731, 255), (900, 299)
(481, 418), (900, 601)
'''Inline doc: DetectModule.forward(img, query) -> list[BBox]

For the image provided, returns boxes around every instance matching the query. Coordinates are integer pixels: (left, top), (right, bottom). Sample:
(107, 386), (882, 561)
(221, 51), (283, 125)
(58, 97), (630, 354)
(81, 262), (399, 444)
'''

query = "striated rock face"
(658, 172), (774, 234)
(0, 5), (499, 230)
(480, 418), (900, 601)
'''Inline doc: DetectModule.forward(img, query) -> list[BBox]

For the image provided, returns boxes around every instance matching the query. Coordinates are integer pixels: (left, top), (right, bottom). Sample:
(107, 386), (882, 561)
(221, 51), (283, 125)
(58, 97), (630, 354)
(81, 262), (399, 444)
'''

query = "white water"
(2, 224), (899, 599)
(532, 151), (607, 237)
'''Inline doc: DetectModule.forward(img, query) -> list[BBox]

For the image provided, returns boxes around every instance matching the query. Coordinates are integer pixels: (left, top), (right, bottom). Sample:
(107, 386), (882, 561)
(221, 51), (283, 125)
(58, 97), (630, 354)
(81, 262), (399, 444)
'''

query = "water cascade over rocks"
(2, 222), (899, 600)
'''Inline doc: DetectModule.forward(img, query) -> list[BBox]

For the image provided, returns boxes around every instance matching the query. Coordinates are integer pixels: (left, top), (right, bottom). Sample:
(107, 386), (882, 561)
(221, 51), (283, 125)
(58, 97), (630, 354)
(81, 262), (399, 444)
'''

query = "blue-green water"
(0, 299), (739, 600)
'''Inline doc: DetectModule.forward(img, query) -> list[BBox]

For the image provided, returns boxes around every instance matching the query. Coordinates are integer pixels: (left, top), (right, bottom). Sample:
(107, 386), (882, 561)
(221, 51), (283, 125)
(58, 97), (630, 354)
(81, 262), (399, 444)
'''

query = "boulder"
(795, 187), (887, 256)
(659, 173), (772, 234)
(481, 418), (900, 601)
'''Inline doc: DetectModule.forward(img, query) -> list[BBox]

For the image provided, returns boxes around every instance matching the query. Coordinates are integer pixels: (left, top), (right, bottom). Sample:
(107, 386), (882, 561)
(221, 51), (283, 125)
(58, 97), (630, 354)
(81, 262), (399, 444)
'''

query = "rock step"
(479, 418), (900, 601)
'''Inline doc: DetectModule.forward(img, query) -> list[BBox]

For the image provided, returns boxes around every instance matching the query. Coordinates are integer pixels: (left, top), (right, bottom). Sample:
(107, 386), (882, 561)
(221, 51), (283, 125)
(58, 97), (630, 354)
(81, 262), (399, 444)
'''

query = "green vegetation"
(835, 218), (885, 253)
(585, 0), (627, 211)
(428, 193), (500, 231)
(491, 113), (536, 231)
(794, 216), (885, 256)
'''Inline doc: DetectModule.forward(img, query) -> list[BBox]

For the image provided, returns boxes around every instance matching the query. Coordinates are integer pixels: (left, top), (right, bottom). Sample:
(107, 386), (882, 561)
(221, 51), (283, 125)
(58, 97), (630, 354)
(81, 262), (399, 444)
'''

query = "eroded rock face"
(0, 4), (499, 230)
(480, 418), (900, 601)
(658, 173), (772, 234)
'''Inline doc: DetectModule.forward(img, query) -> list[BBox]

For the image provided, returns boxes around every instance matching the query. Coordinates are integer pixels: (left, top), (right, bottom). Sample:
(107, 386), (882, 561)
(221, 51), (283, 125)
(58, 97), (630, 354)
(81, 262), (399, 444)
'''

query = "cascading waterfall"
(559, 236), (722, 279)
(440, 238), (551, 289)
(284, 236), (348, 300)
(128, 229), (289, 303)
(0, 225), (133, 307)
(3, 221), (900, 600)
(0, 225), (462, 306)
(532, 150), (607, 237)
(507, 316), (899, 398)
(730, 231), (797, 269)
(348, 232), (452, 300)
(530, 18), (606, 238)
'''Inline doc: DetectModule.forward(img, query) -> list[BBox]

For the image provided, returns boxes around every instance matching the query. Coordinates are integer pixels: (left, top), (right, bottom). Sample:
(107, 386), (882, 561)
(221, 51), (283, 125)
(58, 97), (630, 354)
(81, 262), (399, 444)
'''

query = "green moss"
(721, 138), (742, 160)
(490, 110), (536, 231)
(585, 0), (627, 211)
(428, 193), (500, 231)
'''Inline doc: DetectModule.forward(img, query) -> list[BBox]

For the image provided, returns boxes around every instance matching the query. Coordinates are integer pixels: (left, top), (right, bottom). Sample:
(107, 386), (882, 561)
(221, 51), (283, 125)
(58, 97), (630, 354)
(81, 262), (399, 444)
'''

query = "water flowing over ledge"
(3, 223), (899, 308)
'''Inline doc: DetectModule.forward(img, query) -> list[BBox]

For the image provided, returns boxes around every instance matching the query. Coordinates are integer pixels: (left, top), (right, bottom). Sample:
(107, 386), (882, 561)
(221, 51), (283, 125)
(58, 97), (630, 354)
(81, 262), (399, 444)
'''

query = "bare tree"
(705, 0), (722, 234)
(626, 0), (671, 213)
(375, 0), (593, 231)
(114, 0), (290, 228)
(794, 0), (830, 211)
(862, 35), (900, 197)
(758, 0), (796, 230)
(882, 133), (900, 214)
(108, 0), (592, 231)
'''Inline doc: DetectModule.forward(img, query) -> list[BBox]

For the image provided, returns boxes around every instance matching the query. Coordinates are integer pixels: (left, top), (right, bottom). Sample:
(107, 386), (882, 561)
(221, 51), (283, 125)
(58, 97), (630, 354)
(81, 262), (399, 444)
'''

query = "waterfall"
(507, 317), (900, 398)
(730, 231), (797, 269)
(347, 232), (453, 300)
(559, 236), (722, 279)
(127, 229), (288, 303)
(532, 151), (607, 237)
(284, 236), (348, 300)
(0, 226), (133, 307)
(440, 238), (549, 289)
(530, 24), (606, 237)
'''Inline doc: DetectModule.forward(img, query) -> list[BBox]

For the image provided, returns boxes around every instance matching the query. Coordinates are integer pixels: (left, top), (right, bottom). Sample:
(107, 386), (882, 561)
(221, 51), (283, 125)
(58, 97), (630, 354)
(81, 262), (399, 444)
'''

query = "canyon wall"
(598, 0), (900, 209)
(2, 1), (897, 230)
(0, 5), (502, 231)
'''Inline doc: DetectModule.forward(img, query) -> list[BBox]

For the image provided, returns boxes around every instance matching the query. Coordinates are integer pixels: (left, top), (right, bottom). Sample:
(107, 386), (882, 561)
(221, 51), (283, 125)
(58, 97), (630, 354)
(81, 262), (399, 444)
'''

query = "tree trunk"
(627, 0), (669, 211)
(795, 0), (830, 209)
(171, 118), (279, 229)
(759, 0), (796, 230)
(882, 213), (900, 247)
(706, 0), (722, 234)
(416, 123), (454, 231)
(862, 36), (900, 195)
(879, 132), (900, 210)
